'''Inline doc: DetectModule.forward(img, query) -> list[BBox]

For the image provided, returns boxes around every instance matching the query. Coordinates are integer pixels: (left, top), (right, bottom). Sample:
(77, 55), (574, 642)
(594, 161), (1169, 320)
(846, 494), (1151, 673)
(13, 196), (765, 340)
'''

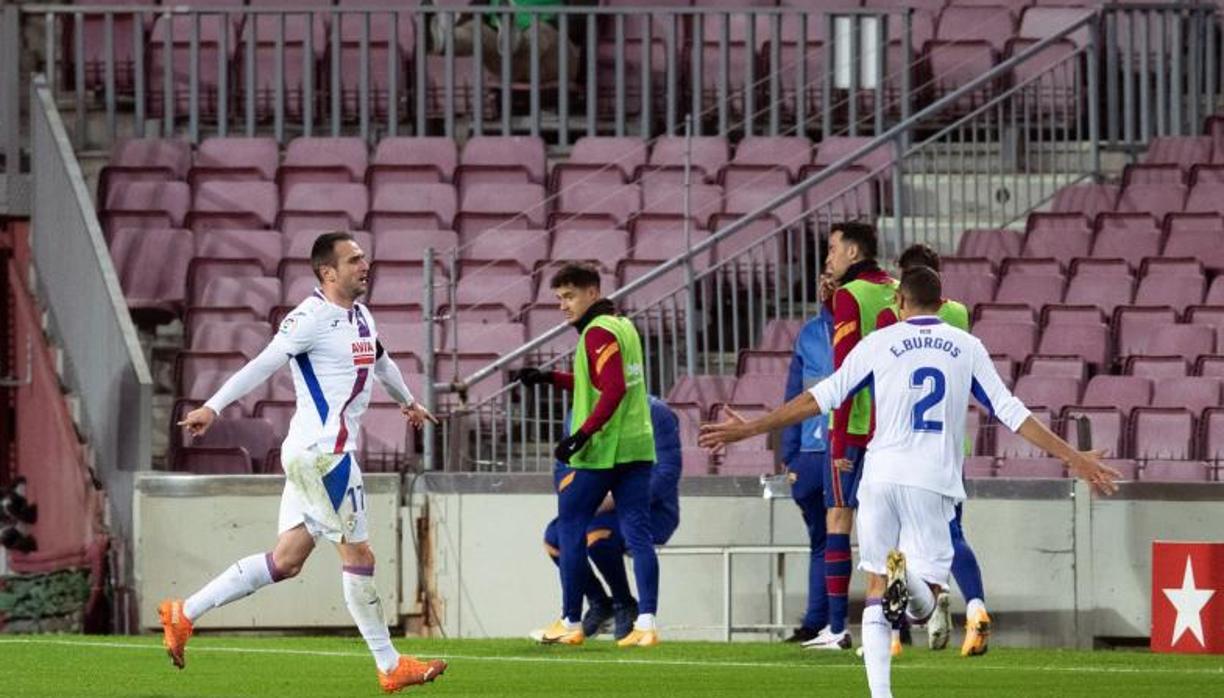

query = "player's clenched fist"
(178, 406), (217, 437)
(401, 402), (439, 429)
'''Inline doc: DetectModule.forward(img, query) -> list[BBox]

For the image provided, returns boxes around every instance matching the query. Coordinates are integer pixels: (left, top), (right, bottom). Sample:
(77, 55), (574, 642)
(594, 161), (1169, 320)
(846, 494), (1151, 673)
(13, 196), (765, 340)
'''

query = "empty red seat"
(1144, 136), (1213, 170)
(551, 229), (631, 272)
(1051, 183), (1118, 219)
(455, 261), (534, 315)
(1152, 377), (1221, 414)
(640, 136), (730, 186)
(1014, 375), (1081, 415)
(721, 136), (814, 187)
(198, 276), (282, 318)
(552, 137), (649, 191)
(1183, 182), (1224, 216)
(1024, 355), (1086, 382)
(1063, 274), (1132, 316)
(373, 229), (458, 262)
(1116, 183), (1187, 222)
(1140, 460), (1212, 482)
(103, 181), (191, 235)
(458, 136), (547, 191)
(1037, 322), (1110, 371)
(1081, 375), (1152, 414)
(1145, 325), (1216, 361)
(974, 320), (1038, 364)
(1125, 355), (1188, 379)
(1163, 217), (1224, 274)
(108, 227), (195, 322)
(98, 138), (191, 201)
(367, 183), (458, 232)
(191, 137), (280, 186)
(195, 229), (283, 276)
(448, 322), (528, 356)
(1133, 274), (1205, 314)
(279, 182), (369, 233)
(994, 272), (1065, 307)
(278, 137), (369, 189)
(942, 271), (997, 311)
(1114, 306), (1178, 357)
(737, 350), (792, 376)
(369, 137), (459, 188)
(758, 319), (803, 352)
(964, 456), (995, 479)
(1091, 214), (1162, 270)
(957, 228), (1024, 265)
(554, 183), (642, 230)
(640, 184), (724, 225)
(187, 181), (279, 231)
(190, 320), (272, 359)
(1200, 407), (1224, 462)
(461, 228), (550, 273)
(456, 183), (548, 237)
(176, 446), (254, 475)
(995, 409), (1053, 458)
(1131, 407), (1195, 460)
(1064, 407), (1126, 458)
(730, 374), (788, 409)
(667, 374), (736, 413)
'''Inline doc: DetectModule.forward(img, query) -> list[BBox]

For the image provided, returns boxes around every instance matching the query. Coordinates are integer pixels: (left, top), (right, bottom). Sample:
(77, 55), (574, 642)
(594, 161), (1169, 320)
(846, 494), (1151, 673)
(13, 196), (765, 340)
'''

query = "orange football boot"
(157, 599), (194, 670)
(378, 656), (448, 693)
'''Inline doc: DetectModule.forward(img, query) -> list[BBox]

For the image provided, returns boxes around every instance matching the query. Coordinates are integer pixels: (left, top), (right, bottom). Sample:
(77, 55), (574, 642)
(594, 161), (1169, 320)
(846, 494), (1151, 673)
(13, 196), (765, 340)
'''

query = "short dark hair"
(311, 231), (356, 281)
(831, 221), (878, 260)
(899, 265), (943, 310)
(549, 262), (601, 290)
(897, 243), (940, 272)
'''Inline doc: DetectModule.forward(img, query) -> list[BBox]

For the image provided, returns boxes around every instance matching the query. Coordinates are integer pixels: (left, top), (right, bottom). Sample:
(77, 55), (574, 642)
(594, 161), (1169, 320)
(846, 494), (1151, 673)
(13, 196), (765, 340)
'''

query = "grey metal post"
(587, 13), (597, 137)
(1105, 11), (1118, 144)
(796, 13), (807, 136)
(246, 12), (256, 136)
(641, 12), (653, 137)
(691, 14), (703, 136)
(1170, 11), (1182, 136)
(415, 11), (426, 134)
(46, 11), (58, 96)
(105, 14), (117, 144)
(530, 15), (541, 138)
(303, 11), (313, 137)
(847, 15), (859, 137)
(822, 14), (834, 136)
(361, 11), (372, 141)
(769, 14), (780, 136)
(189, 13), (200, 143)
(744, 12), (755, 137)
(75, 12), (86, 146)
(874, 13), (886, 135)
(473, 7), (485, 136)
(1087, 18), (1102, 181)
(558, 14), (569, 145)
(666, 14), (678, 134)
(682, 117), (697, 378)
(717, 15), (728, 135)
(499, 11), (511, 136)
(4, 5), (22, 171)
(891, 133), (905, 258)
(423, 247), (437, 471)
(274, 13), (285, 144)
(387, 11), (397, 137)
(615, 13), (626, 136)
(218, 12), (228, 136)
(900, 10), (912, 130)
(331, 14), (342, 136)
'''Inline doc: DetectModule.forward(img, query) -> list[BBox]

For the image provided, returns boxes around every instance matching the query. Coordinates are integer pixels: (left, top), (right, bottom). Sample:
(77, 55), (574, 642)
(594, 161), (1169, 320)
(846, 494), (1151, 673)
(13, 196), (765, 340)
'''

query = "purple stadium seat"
(147, 15), (237, 120)
(1152, 377), (1221, 414)
(554, 183), (642, 230)
(1022, 225), (1092, 264)
(991, 356), (1017, 387)
(1114, 306), (1178, 357)
(996, 457), (1065, 479)
(278, 137), (368, 190)
(455, 261), (534, 315)
(1052, 183), (1119, 219)
(108, 227), (195, 322)
(194, 229), (283, 276)
(187, 258), (266, 308)
(103, 181), (191, 235)
(1208, 277), (1224, 306)
(1200, 407), (1224, 462)
(942, 271), (997, 311)
(254, 400), (295, 442)
(187, 181), (279, 231)
(1141, 460), (1212, 482)
(279, 182), (370, 232)
(184, 307), (261, 344)
(996, 410), (1053, 458)
(371, 229), (458, 262)
(1189, 305), (1224, 341)
(367, 183), (458, 232)
(190, 320), (272, 359)
(640, 184), (725, 225)
(1090, 214), (1162, 271)
(711, 404), (771, 456)
(368, 137), (459, 189)
(360, 402), (416, 470)
(640, 136), (730, 187)
(1041, 304), (1105, 328)
(456, 183), (548, 237)
(1024, 355), (1087, 382)
(724, 185), (805, 227)
(667, 375), (736, 414)
(994, 272), (1065, 307)
(681, 448), (712, 476)
(813, 136), (896, 173)
(1183, 183), (1224, 216)
(1002, 257), (1062, 276)
(759, 319), (803, 353)
(1131, 407), (1195, 460)
(1125, 355), (1188, 379)
(447, 322), (527, 358)
(1133, 274), (1205, 314)
(721, 136), (814, 187)
(616, 260), (691, 311)
(1103, 459), (1139, 481)
(379, 322), (442, 354)
(1116, 183), (1187, 222)
(1014, 375), (1081, 415)
(975, 303), (1035, 326)
(552, 137), (649, 191)
(1068, 257), (1131, 278)
(237, 6), (328, 121)
(1164, 222), (1224, 275)
(1026, 212), (1091, 238)
(179, 415), (280, 472)
(197, 276), (282, 319)
(631, 219), (713, 268)
(800, 166), (879, 226)
(1008, 38), (1081, 117)
(964, 456), (995, 479)
(176, 446), (254, 475)
(521, 304), (574, 358)
(1081, 375), (1152, 415)
(1123, 164), (1186, 187)
(925, 41), (1001, 112)
(98, 138), (191, 202)
(1144, 136), (1213, 170)
(1064, 407), (1126, 458)
(1145, 325), (1216, 362)
(943, 258), (996, 276)
(551, 229), (631, 273)
(183, 365), (265, 415)
(458, 136), (548, 191)
(190, 137), (280, 186)
(974, 320), (1038, 364)
(1063, 274), (1133, 316)
(957, 228), (1024, 265)
(1198, 355), (1224, 377)
(737, 350), (792, 376)
(461, 228), (550, 273)
(730, 374), (788, 409)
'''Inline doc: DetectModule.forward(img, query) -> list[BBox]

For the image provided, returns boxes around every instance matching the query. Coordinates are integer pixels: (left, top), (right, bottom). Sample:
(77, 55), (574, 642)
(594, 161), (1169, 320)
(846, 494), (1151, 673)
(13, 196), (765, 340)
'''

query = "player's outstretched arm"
(698, 392), (823, 449)
(180, 343), (291, 437)
(373, 343), (439, 428)
(1015, 417), (1121, 496)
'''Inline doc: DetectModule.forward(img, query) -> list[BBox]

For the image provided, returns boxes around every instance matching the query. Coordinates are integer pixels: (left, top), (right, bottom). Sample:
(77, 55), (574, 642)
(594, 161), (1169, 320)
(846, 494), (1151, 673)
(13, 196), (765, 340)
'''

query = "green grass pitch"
(1, 634), (1221, 696)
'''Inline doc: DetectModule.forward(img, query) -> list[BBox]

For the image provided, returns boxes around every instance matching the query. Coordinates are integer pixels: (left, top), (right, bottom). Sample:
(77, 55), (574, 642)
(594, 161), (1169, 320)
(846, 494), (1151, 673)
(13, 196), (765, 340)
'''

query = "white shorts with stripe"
(278, 447), (369, 544)
(854, 480), (956, 587)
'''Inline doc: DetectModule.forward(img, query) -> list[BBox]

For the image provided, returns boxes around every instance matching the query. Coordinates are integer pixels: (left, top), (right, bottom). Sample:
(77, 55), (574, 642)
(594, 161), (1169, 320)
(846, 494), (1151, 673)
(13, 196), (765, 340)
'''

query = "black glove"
(554, 430), (592, 464)
(510, 367), (553, 387)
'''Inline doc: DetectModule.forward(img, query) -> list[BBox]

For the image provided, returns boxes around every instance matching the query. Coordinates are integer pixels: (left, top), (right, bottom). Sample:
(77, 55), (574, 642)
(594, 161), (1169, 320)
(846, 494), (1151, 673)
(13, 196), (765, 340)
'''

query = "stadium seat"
(667, 375), (737, 414)
(1140, 460), (1212, 482)
(553, 182), (642, 230)
(1145, 325), (1216, 363)
(942, 271), (997, 311)
(368, 137), (459, 189)
(278, 182), (370, 232)
(1024, 355), (1087, 382)
(195, 229), (283, 276)
(737, 350), (792, 376)
(640, 136), (730, 187)
(964, 456), (995, 478)
(190, 320), (272, 359)
(367, 183), (458, 232)
(372, 229), (459, 262)
(758, 319), (803, 352)
(681, 448), (713, 476)
(996, 457), (1065, 479)
(278, 137), (369, 190)
(1081, 375), (1152, 415)
(103, 180), (191, 235)
(1144, 136), (1213, 172)
(1133, 274), (1205, 315)
(1199, 407), (1224, 464)
(973, 320), (1038, 364)
(176, 446), (255, 475)
(461, 228), (551, 274)
(1035, 320), (1110, 369)
(1131, 407), (1195, 460)
(458, 136), (548, 192)
(994, 272), (1065, 307)
(190, 137), (280, 186)
(456, 183), (548, 237)
(1014, 375), (1081, 415)
(198, 276), (282, 319)
(520, 304), (574, 358)
(454, 261), (535, 315)
(1116, 183), (1187, 223)
(1063, 274), (1133, 316)
(995, 409), (1053, 458)
(108, 227), (195, 322)
(551, 137), (649, 191)
(729, 374), (788, 410)
(720, 136), (813, 189)
(1063, 407), (1126, 458)
(1125, 356), (1188, 379)
(1152, 377), (1221, 415)
(1113, 306), (1178, 358)
(188, 258), (267, 308)
(1051, 183), (1119, 219)
(957, 228), (1024, 265)
(98, 138), (192, 202)
(1091, 214), (1162, 271)
(187, 181), (279, 231)
(550, 229), (631, 273)
(1163, 217), (1224, 275)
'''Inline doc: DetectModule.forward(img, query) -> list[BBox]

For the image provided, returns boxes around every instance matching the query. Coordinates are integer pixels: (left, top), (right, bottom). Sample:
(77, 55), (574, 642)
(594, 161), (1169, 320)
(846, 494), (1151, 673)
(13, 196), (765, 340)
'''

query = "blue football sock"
(950, 518), (985, 604)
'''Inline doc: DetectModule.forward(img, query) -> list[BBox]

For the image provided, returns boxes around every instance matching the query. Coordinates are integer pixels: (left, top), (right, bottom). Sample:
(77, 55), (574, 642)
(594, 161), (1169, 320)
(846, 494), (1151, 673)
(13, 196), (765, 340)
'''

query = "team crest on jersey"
(279, 314), (301, 335)
(352, 339), (376, 366)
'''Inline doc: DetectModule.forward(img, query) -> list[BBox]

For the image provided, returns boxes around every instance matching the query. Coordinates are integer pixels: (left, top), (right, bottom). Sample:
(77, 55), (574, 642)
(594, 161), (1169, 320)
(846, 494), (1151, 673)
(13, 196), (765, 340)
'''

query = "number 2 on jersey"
(910, 367), (946, 433)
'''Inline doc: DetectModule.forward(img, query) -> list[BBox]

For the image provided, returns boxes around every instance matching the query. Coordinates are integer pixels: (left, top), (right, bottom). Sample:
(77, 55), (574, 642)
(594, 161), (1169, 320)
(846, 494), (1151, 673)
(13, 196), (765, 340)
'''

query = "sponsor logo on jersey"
(352, 339), (376, 366)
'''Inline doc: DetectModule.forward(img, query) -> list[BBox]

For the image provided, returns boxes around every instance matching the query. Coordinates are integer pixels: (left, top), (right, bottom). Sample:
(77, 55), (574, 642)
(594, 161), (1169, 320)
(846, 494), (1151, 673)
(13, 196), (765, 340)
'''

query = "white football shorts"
(278, 447), (369, 544)
(855, 480), (956, 587)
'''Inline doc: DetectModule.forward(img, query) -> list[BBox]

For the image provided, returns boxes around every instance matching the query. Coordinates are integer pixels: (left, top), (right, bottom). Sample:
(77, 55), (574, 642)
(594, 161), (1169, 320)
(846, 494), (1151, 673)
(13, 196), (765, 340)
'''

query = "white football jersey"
(808, 316), (1031, 499)
(271, 290), (380, 455)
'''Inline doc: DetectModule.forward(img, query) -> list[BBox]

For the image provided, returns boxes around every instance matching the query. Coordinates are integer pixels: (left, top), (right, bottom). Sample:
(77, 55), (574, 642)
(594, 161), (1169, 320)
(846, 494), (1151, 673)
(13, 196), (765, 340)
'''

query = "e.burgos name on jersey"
(888, 331), (962, 360)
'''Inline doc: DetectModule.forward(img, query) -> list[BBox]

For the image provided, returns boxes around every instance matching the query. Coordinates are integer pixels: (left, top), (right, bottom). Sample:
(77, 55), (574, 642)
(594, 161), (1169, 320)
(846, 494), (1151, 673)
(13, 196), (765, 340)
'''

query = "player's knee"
(826, 507), (853, 532)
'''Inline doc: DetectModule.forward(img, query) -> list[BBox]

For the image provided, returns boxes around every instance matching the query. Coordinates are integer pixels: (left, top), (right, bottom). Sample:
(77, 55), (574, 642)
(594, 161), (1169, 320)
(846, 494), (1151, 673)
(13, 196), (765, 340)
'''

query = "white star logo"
(1162, 556), (1216, 648)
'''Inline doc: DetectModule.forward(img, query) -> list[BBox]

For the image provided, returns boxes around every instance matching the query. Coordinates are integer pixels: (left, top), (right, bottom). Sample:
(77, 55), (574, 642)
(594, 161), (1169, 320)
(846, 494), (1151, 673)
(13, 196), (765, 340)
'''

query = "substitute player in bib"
(538, 396), (682, 641)
(164, 232), (446, 693)
(816, 222), (897, 650)
(699, 266), (1120, 697)
(512, 263), (660, 647)
(877, 244), (989, 656)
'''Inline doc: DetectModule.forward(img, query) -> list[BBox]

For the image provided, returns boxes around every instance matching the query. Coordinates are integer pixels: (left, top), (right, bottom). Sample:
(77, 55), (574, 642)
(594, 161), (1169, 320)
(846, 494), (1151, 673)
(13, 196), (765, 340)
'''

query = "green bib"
(938, 299), (970, 331)
(570, 315), (656, 469)
(840, 277), (897, 436)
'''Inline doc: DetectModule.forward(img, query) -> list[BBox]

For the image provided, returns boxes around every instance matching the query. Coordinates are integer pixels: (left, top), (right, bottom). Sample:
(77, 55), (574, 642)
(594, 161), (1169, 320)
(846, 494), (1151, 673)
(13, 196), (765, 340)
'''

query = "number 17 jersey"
(807, 316), (1031, 500)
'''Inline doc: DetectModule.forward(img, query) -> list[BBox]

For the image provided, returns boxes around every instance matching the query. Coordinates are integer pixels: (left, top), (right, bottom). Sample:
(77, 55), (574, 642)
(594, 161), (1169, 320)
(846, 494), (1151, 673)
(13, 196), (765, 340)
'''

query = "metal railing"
(30, 75), (153, 541)
(439, 10), (1105, 473)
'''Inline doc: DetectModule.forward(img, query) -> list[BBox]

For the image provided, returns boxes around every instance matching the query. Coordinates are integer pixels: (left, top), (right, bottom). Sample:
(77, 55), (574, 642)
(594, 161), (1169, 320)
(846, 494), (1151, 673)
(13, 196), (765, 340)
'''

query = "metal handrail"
(455, 9), (1103, 391)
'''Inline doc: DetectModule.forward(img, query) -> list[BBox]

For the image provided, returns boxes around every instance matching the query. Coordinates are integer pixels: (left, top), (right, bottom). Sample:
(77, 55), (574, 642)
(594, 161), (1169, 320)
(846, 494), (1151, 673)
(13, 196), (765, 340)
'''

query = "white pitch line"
(0, 638), (1221, 676)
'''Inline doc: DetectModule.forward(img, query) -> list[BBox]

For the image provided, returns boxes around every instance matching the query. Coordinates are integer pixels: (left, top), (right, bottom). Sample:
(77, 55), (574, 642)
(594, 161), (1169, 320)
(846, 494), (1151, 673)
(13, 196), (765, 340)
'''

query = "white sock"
(904, 570), (936, 622)
(634, 613), (656, 631)
(966, 598), (987, 617)
(184, 553), (277, 622)
(342, 567), (400, 674)
(862, 603), (894, 698)
(890, 628), (900, 643)
(563, 618), (581, 630)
